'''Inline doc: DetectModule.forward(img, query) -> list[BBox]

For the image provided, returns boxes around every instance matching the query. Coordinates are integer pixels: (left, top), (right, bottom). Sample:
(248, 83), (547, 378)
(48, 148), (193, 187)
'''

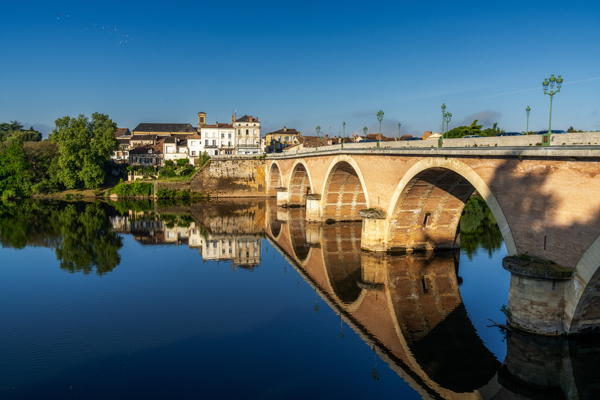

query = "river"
(0, 198), (598, 399)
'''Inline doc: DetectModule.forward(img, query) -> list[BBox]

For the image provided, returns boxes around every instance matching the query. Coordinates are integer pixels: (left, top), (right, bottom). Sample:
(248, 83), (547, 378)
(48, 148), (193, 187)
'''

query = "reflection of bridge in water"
(267, 200), (600, 400)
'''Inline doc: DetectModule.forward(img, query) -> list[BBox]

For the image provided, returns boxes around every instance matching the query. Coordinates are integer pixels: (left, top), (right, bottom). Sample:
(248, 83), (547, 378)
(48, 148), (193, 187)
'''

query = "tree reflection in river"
(460, 196), (503, 259)
(0, 200), (122, 275)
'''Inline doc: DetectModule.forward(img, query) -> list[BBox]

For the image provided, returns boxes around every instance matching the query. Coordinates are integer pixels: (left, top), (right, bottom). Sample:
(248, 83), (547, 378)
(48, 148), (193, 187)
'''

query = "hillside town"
(112, 111), (442, 167)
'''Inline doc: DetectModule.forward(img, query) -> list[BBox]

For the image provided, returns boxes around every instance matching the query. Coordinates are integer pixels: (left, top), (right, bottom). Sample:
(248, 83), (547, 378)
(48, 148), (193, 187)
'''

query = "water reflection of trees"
(0, 200), (122, 275)
(460, 196), (503, 258)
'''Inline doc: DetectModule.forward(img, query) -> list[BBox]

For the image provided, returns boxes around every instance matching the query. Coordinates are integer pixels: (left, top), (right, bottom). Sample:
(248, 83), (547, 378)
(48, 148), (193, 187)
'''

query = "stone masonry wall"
(189, 156), (267, 197)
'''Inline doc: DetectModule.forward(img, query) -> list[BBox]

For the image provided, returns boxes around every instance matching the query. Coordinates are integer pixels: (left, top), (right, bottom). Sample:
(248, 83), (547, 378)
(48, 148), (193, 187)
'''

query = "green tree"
(0, 141), (33, 197)
(482, 122), (505, 137)
(51, 113), (119, 189)
(445, 120), (484, 138)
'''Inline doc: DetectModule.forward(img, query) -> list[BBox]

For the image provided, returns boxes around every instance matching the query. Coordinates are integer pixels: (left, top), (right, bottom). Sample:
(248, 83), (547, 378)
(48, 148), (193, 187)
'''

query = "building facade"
(234, 114), (261, 155)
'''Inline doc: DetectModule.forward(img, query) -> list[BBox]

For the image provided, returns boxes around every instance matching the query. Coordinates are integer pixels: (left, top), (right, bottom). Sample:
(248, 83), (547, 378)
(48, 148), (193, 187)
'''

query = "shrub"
(111, 181), (154, 197)
(176, 158), (189, 167)
(164, 160), (174, 167)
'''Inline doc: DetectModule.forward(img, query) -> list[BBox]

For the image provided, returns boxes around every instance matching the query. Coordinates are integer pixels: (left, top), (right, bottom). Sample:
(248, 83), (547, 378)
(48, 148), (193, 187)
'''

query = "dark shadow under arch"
(268, 163), (282, 196)
(322, 161), (367, 221)
(388, 167), (476, 252)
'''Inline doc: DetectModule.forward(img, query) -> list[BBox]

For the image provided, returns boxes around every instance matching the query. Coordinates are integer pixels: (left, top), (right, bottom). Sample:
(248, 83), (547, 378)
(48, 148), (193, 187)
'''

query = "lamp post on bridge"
(542, 74), (563, 147)
(444, 112), (452, 135)
(441, 103), (446, 135)
(342, 122), (346, 149)
(526, 106), (531, 134)
(315, 126), (321, 151)
(376, 110), (384, 148)
(398, 123), (401, 140)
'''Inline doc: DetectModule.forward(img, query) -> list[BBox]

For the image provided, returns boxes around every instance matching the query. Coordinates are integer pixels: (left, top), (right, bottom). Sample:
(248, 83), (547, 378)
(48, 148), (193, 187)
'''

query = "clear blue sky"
(1, 0), (599, 137)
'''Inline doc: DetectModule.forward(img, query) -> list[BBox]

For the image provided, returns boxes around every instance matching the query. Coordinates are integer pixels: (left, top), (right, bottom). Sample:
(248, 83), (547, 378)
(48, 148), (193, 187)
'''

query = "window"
(205, 140), (208, 146)
(246, 139), (249, 145)
(166, 146), (174, 154)
(191, 141), (196, 146)
(253, 129), (256, 135)
(246, 129), (249, 135)
(212, 140), (216, 146)
(191, 150), (197, 156)
(221, 133), (224, 139)
(238, 129), (241, 135)
(228, 133), (231, 138)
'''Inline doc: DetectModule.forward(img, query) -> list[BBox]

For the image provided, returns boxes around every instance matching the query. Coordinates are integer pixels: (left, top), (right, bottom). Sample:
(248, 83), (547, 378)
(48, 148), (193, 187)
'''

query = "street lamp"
(398, 123), (401, 140)
(444, 112), (452, 136)
(542, 74), (563, 146)
(441, 103), (446, 134)
(315, 125), (321, 151)
(376, 110), (384, 148)
(526, 106), (531, 134)
(342, 121), (346, 149)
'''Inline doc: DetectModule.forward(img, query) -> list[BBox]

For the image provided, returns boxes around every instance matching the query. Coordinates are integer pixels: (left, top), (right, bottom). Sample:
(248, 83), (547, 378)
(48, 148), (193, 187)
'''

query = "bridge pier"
(503, 256), (574, 335)
(275, 187), (289, 207)
(358, 209), (388, 252)
(304, 194), (321, 222)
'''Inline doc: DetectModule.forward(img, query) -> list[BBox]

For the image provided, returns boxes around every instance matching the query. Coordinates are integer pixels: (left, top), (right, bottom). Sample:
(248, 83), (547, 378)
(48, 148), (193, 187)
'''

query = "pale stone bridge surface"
(266, 204), (600, 399)
(266, 143), (600, 336)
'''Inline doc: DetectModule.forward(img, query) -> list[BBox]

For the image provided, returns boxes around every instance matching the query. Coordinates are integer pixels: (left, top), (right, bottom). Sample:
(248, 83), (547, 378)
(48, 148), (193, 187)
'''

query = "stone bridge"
(266, 204), (600, 399)
(266, 145), (600, 336)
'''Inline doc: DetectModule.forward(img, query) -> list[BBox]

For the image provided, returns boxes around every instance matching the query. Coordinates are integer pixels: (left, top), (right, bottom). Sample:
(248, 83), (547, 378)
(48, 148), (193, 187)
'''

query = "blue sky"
(1, 0), (599, 137)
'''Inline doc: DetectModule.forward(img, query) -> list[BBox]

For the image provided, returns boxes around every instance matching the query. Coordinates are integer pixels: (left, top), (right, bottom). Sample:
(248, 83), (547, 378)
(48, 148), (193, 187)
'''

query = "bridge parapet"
(267, 131), (600, 157)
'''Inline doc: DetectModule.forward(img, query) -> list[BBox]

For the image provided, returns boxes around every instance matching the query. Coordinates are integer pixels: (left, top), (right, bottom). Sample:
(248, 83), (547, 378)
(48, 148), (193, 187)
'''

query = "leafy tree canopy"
(481, 122), (505, 137)
(445, 120), (483, 138)
(51, 113), (119, 189)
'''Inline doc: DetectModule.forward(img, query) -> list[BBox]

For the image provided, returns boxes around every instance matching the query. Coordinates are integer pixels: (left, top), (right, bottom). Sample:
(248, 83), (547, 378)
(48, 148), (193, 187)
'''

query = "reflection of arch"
(384, 252), (501, 394)
(268, 162), (283, 196)
(288, 161), (313, 206)
(568, 234), (600, 334)
(268, 199), (282, 239)
(386, 158), (517, 255)
(321, 223), (365, 306)
(321, 157), (369, 221)
(288, 208), (310, 261)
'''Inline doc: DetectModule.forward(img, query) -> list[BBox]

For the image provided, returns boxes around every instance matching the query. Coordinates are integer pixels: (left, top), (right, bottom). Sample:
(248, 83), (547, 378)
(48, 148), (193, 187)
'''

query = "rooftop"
(132, 123), (198, 134)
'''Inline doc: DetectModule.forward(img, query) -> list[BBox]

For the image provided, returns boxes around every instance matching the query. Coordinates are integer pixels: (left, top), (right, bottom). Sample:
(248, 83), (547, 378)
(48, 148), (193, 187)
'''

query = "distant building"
(163, 136), (189, 163)
(115, 128), (131, 138)
(186, 135), (204, 165)
(422, 131), (442, 140)
(132, 123), (197, 137)
(265, 127), (300, 152)
(234, 114), (261, 155)
(200, 122), (235, 155)
(129, 139), (164, 167)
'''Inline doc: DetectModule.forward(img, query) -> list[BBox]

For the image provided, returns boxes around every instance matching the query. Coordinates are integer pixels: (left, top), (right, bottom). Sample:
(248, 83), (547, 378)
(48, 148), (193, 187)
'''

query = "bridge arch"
(287, 160), (314, 206)
(268, 162), (283, 196)
(567, 235), (600, 334)
(321, 155), (370, 221)
(385, 157), (517, 255)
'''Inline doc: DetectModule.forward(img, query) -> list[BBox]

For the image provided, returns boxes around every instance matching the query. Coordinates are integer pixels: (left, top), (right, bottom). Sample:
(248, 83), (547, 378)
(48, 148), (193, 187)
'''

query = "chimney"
(249, 116), (253, 122)
(232, 113), (236, 123)
(284, 126), (287, 132)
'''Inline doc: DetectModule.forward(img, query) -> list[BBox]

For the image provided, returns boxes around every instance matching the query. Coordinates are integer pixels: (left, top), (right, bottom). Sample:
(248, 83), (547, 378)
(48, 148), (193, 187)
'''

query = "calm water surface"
(0, 199), (598, 399)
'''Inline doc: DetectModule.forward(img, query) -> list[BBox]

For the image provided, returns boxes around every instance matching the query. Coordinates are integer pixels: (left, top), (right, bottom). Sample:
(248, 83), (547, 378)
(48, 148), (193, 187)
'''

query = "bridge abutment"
(503, 256), (574, 335)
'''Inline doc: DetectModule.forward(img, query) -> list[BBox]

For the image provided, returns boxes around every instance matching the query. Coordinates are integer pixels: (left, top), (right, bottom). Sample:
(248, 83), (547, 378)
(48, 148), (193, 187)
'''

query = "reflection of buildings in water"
(266, 204), (600, 400)
(109, 214), (262, 268)
(197, 235), (261, 269)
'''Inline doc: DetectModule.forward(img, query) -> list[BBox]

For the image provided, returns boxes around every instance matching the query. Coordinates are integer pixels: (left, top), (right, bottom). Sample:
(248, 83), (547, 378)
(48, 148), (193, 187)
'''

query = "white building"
(200, 123), (235, 156)
(163, 137), (189, 163)
(186, 135), (204, 166)
(233, 114), (261, 155)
